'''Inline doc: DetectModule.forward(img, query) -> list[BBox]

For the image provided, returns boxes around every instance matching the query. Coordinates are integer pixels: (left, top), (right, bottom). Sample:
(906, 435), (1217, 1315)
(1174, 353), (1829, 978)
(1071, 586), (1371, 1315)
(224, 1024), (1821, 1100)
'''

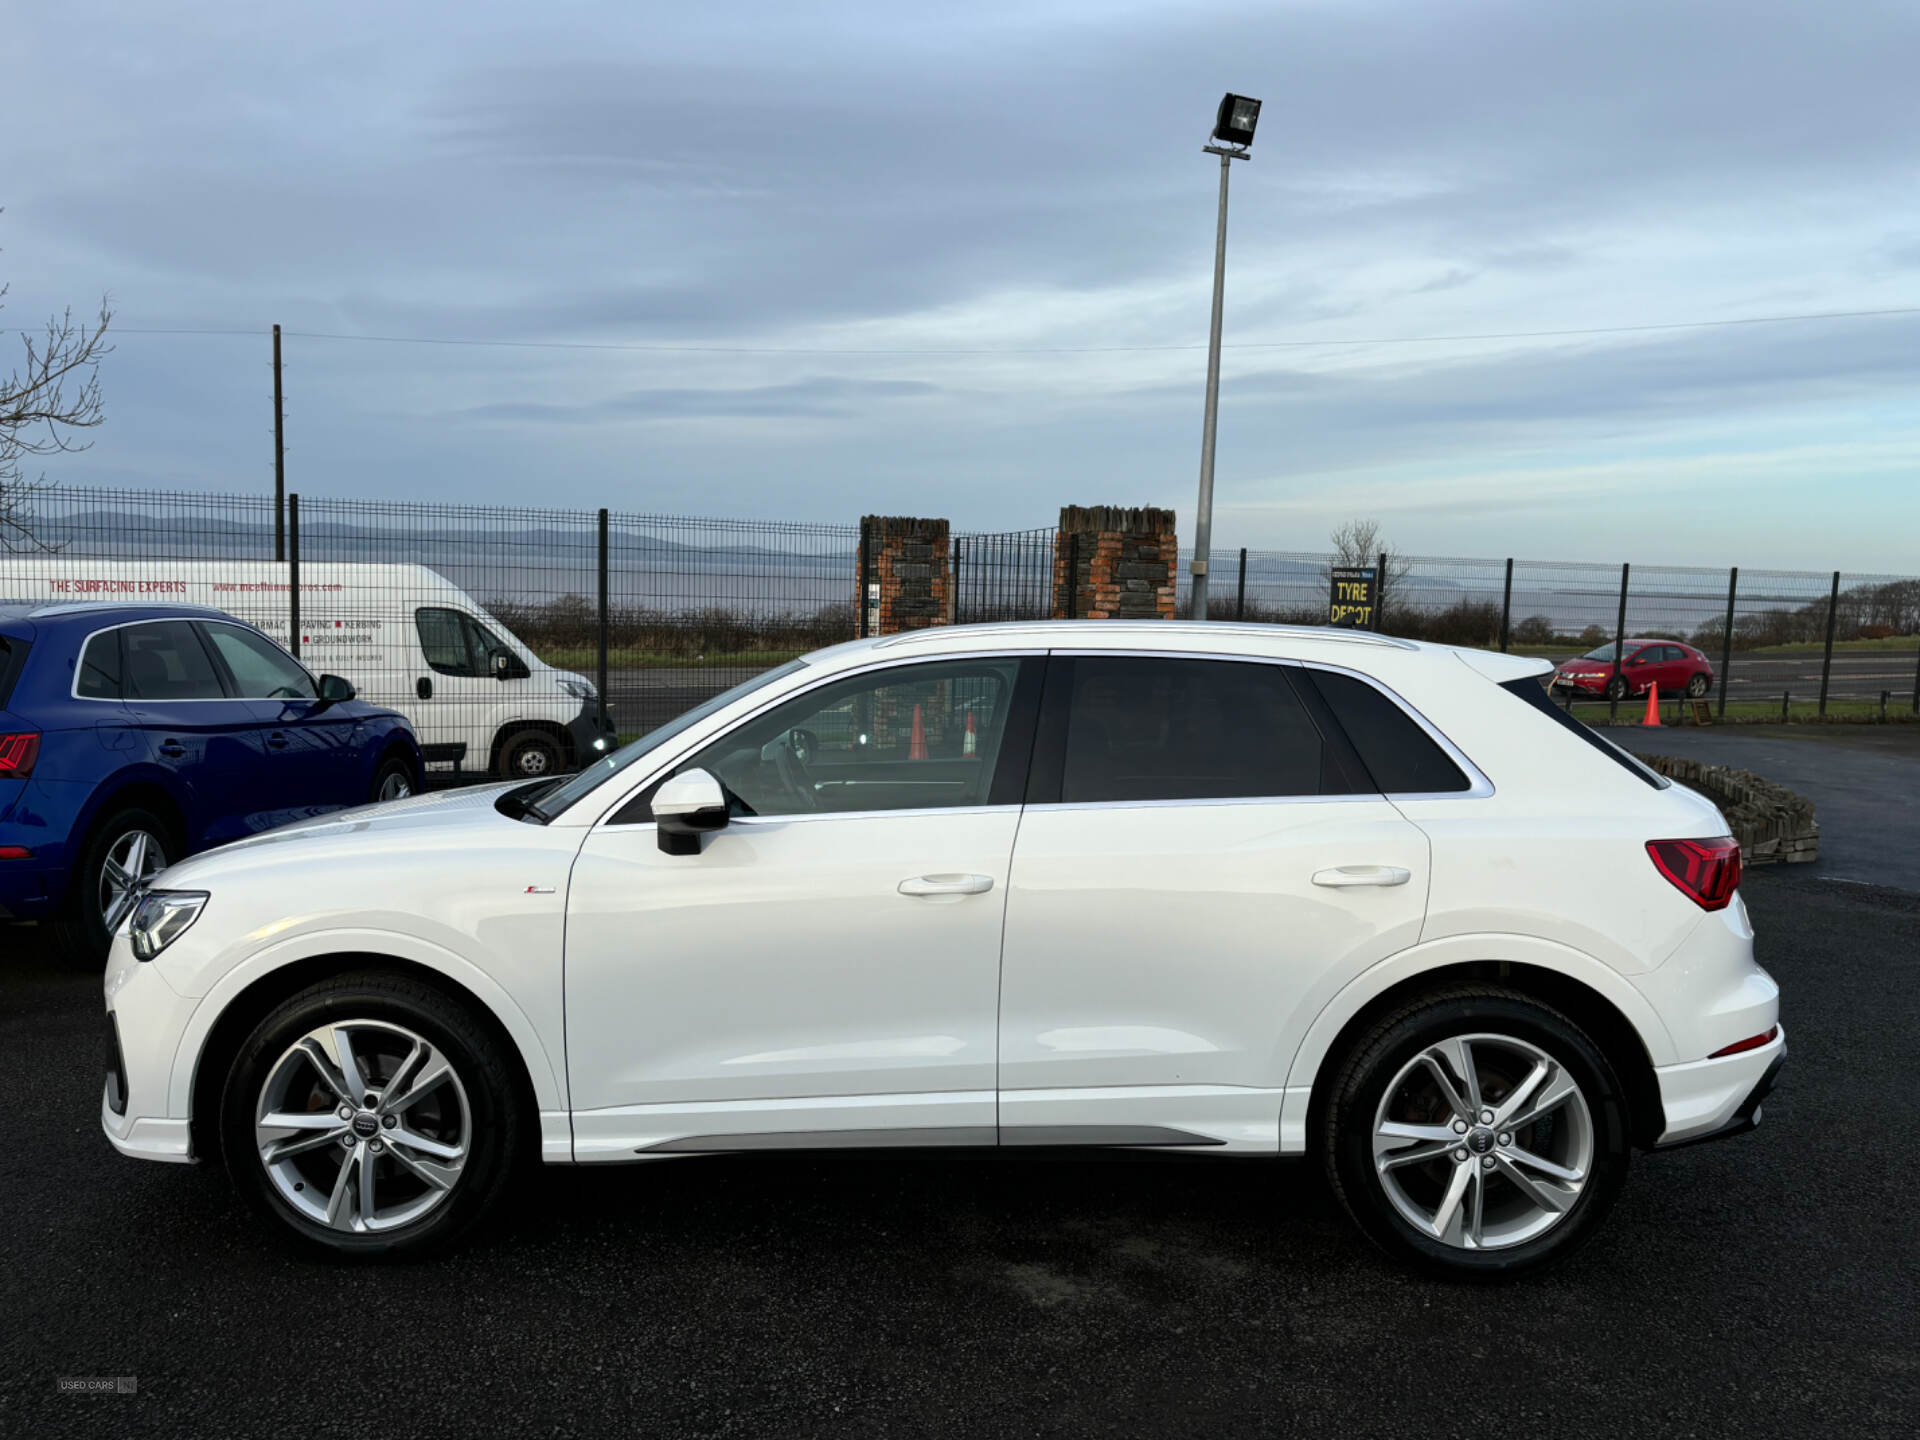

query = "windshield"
(533, 659), (809, 816)
(1579, 643), (1621, 661)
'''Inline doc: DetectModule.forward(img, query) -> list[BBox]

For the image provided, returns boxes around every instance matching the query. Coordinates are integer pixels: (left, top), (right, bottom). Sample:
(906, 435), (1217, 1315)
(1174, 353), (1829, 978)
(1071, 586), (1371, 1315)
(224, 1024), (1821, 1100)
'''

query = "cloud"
(459, 376), (941, 423)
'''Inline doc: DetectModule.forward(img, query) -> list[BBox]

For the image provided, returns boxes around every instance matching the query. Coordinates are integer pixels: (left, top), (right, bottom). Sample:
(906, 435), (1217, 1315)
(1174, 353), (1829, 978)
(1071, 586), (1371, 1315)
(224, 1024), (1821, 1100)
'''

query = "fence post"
(1376, 551), (1388, 632)
(857, 518), (872, 639)
(272, 323), (286, 562)
(287, 492), (300, 659)
(1499, 558), (1513, 652)
(1818, 570), (1840, 716)
(1611, 562), (1629, 707)
(1719, 567), (1737, 719)
(596, 508), (610, 733)
(1235, 548), (1247, 621)
(1912, 641), (1919, 714)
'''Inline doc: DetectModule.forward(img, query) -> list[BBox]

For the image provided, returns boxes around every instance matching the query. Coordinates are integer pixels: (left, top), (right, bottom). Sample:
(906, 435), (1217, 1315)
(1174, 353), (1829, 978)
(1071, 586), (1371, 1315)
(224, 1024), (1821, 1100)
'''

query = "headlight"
(129, 890), (209, 961)
(559, 678), (596, 701)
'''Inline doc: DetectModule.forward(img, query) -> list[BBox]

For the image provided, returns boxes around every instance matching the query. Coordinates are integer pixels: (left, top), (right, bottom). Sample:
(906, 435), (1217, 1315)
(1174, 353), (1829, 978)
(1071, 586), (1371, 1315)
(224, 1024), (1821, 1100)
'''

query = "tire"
(369, 753), (415, 805)
(1322, 984), (1630, 1280)
(496, 728), (563, 781)
(1686, 674), (1711, 698)
(1603, 675), (1628, 701)
(219, 970), (526, 1260)
(47, 806), (178, 965)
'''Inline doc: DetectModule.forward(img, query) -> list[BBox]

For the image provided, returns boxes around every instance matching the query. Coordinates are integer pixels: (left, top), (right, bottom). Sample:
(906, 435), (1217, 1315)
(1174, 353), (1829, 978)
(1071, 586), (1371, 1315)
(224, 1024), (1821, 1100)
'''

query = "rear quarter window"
(0, 634), (28, 708)
(1302, 668), (1473, 794)
(75, 629), (122, 699)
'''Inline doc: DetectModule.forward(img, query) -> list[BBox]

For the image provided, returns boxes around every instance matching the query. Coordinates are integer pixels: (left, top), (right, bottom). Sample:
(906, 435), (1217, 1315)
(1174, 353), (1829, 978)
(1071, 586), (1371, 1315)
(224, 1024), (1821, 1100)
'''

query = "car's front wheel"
(1322, 985), (1630, 1279)
(369, 753), (415, 804)
(219, 971), (525, 1258)
(1604, 675), (1629, 701)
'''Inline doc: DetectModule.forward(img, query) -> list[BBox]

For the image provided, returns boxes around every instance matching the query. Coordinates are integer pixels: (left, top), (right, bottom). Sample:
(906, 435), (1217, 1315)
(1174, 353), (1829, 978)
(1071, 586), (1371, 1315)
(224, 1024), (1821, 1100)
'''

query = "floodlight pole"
(1190, 143), (1247, 621)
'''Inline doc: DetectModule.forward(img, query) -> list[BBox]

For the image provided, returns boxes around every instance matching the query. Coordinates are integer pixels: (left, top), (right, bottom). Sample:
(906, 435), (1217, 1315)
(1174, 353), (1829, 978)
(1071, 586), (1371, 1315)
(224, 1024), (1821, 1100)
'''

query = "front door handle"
(1312, 865), (1412, 888)
(266, 732), (289, 749)
(898, 874), (995, 897)
(157, 740), (187, 758)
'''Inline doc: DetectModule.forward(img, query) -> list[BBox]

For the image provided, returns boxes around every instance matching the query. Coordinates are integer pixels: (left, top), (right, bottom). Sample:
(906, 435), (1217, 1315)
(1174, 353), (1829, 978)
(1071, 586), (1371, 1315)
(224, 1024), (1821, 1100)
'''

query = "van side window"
(77, 630), (123, 699)
(415, 608), (480, 677)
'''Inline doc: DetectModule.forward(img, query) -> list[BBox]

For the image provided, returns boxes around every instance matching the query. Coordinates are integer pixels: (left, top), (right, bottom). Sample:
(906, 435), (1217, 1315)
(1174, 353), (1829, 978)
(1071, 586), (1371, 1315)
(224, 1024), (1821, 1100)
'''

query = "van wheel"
(496, 729), (563, 780)
(48, 806), (178, 965)
(1322, 985), (1630, 1279)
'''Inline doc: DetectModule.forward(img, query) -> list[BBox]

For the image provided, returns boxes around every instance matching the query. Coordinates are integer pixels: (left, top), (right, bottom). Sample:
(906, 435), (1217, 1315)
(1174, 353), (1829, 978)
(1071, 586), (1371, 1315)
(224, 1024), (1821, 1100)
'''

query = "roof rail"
(872, 620), (1419, 651)
(24, 601), (230, 619)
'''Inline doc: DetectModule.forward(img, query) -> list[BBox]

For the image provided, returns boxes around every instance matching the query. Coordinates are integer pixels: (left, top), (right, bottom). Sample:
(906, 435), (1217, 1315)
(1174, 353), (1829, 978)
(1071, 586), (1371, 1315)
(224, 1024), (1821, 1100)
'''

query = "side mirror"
(315, 674), (356, 706)
(654, 768), (729, 855)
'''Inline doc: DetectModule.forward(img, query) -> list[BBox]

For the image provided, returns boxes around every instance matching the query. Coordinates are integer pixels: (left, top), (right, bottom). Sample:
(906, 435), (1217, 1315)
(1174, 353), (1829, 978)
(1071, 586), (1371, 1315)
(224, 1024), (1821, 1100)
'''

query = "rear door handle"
(266, 732), (289, 749)
(1312, 865), (1411, 888)
(898, 874), (995, 897)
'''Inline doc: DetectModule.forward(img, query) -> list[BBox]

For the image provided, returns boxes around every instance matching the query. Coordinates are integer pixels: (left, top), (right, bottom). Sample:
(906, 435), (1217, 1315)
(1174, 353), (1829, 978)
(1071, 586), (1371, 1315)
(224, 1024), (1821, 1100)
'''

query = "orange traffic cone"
(1641, 681), (1662, 726)
(909, 703), (929, 760)
(962, 710), (978, 758)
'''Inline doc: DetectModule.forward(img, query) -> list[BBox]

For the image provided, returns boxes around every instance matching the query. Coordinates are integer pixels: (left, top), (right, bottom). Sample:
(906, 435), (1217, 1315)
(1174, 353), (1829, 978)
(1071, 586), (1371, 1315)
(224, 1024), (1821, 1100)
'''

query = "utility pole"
(272, 323), (286, 562)
(1189, 93), (1260, 621)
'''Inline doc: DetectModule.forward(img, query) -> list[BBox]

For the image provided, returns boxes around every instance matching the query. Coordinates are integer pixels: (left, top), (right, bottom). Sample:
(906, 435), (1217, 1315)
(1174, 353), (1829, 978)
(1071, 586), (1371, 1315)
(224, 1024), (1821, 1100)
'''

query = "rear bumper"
(1653, 1025), (1787, 1147)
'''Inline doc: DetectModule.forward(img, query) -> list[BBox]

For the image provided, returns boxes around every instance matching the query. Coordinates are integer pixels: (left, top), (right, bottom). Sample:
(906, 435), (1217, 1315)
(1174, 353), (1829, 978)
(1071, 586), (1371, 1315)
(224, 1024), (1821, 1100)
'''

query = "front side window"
(120, 621), (225, 701)
(675, 658), (1027, 819)
(1053, 656), (1341, 804)
(415, 607), (480, 677)
(76, 630), (123, 699)
(201, 623), (315, 699)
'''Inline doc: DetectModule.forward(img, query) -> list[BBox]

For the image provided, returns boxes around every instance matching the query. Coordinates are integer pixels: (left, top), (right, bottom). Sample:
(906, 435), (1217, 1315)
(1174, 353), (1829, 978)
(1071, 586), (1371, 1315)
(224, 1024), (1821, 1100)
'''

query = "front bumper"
(100, 933), (200, 1164)
(566, 700), (618, 763)
(1653, 1025), (1787, 1147)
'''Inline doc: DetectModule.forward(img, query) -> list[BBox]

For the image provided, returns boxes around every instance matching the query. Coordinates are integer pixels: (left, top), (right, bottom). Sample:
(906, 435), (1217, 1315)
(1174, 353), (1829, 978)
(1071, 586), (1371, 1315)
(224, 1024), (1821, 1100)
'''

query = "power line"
(106, 304), (1920, 357)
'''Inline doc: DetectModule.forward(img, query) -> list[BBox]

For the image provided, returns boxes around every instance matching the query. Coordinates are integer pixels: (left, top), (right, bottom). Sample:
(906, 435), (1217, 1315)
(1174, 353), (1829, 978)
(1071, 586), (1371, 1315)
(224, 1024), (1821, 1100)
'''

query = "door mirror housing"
(314, 673), (356, 708)
(654, 768), (730, 855)
(490, 647), (530, 680)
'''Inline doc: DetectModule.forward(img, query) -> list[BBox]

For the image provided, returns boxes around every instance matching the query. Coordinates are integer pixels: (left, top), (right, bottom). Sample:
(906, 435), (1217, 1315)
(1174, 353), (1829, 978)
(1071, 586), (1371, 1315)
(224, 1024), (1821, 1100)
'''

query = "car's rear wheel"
(48, 806), (176, 964)
(1322, 985), (1630, 1279)
(370, 754), (414, 804)
(219, 971), (525, 1258)
(496, 728), (562, 780)
(1686, 673), (1711, 698)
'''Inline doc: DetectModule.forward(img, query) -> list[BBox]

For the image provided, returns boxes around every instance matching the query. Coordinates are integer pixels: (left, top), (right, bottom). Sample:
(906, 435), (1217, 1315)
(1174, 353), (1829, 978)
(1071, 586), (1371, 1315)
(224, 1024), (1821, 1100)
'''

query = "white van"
(0, 559), (616, 779)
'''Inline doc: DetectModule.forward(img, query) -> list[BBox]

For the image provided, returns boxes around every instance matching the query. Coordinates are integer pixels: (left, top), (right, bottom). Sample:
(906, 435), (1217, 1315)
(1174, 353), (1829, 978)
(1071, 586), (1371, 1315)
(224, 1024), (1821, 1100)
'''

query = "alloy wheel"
(377, 770), (413, 802)
(1371, 1033), (1594, 1251)
(99, 828), (167, 934)
(254, 1019), (471, 1234)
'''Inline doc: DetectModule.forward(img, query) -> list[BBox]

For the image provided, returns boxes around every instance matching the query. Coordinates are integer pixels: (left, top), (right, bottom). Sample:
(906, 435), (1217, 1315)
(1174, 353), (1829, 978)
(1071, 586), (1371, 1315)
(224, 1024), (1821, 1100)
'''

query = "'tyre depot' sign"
(1328, 566), (1379, 629)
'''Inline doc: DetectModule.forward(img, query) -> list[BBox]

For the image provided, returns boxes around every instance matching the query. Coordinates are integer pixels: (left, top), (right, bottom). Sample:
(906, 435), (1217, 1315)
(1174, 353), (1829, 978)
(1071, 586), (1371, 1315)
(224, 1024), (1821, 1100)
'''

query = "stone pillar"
(859, 516), (951, 636)
(1051, 505), (1177, 620)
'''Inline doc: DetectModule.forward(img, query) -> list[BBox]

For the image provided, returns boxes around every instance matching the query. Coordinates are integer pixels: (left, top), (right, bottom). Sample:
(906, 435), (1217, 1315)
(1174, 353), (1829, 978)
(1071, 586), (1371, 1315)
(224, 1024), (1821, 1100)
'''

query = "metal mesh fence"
(3, 482), (1916, 787)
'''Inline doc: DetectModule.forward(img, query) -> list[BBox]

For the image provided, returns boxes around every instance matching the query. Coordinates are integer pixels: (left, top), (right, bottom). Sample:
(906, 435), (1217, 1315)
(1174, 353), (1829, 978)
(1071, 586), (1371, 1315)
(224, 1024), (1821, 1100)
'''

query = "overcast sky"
(6, 0), (1919, 569)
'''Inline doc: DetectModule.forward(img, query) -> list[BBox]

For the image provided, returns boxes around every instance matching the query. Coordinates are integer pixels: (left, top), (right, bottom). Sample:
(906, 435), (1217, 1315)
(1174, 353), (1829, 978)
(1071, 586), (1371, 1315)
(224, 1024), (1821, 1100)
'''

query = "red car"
(1551, 638), (1715, 700)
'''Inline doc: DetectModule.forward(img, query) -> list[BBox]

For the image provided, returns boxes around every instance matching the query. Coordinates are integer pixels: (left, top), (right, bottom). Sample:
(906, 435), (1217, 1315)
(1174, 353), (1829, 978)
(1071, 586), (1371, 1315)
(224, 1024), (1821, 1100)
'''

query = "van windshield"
(531, 660), (809, 818)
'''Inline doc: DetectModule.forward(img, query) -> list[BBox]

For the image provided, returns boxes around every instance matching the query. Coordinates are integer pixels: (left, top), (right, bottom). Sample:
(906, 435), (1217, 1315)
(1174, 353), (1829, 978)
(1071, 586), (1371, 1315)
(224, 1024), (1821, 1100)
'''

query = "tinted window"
(202, 623), (315, 699)
(674, 658), (1026, 818)
(415, 607), (479, 676)
(121, 622), (225, 701)
(0, 635), (27, 708)
(1305, 669), (1472, 794)
(1056, 657), (1333, 803)
(76, 630), (122, 699)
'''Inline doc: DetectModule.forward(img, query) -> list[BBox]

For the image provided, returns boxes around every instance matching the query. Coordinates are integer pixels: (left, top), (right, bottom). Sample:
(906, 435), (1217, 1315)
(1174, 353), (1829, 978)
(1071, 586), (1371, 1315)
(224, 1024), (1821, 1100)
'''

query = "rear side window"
(1048, 656), (1348, 803)
(1303, 669), (1472, 794)
(1499, 677), (1668, 789)
(121, 621), (226, 701)
(76, 629), (123, 699)
(0, 634), (27, 708)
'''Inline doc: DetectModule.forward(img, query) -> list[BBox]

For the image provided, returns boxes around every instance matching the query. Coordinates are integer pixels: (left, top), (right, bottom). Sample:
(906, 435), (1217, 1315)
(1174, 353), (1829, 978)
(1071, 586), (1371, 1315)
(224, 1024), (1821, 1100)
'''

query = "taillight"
(0, 732), (40, 779)
(1646, 836), (1741, 911)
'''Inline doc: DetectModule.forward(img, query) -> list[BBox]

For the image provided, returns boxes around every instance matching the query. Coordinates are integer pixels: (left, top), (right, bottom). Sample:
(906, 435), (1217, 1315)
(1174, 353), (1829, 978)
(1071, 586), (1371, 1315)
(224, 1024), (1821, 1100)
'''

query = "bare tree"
(1326, 517), (1411, 626)
(2, 231), (113, 551)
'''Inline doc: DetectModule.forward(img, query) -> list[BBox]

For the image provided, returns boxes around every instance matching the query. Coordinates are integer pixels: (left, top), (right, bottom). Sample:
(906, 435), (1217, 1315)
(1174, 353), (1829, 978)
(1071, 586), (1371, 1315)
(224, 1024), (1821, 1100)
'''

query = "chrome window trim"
(68, 616), (318, 703)
(601, 802), (1023, 834)
(1036, 646), (1494, 804)
(581, 648), (1049, 829)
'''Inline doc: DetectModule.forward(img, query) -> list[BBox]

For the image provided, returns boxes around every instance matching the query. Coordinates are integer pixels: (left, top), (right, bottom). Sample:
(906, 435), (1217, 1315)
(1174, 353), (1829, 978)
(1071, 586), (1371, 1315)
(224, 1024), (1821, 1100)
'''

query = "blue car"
(0, 601), (422, 959)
